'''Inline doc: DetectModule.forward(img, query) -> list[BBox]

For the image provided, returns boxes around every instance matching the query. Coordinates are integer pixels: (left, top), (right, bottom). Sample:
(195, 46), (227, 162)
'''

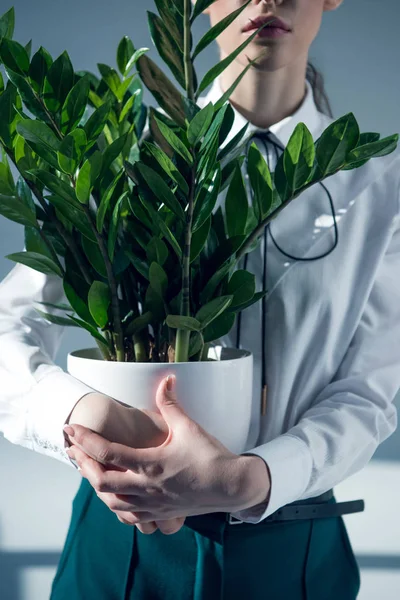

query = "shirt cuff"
(229, 434), (313, 524)
(26, 368), (96, 468)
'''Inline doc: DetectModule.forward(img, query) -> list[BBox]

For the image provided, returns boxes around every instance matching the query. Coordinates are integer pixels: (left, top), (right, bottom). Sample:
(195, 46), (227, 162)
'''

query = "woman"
(1, 0), (399, 599)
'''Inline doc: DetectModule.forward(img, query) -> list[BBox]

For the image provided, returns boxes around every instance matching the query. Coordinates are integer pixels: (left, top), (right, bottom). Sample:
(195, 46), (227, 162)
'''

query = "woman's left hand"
(65, 374), (248, 530)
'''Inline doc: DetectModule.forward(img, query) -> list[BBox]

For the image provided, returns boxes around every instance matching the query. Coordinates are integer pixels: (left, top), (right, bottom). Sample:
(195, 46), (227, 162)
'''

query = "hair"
(306, 61), (333, 118)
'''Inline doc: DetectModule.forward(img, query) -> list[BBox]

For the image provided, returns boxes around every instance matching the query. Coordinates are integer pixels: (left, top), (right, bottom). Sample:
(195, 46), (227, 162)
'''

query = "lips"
(242, 14), (291, 33)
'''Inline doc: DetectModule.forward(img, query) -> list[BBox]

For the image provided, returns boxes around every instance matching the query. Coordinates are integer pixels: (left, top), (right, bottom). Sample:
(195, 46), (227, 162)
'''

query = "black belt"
(227, 489), (365, 525)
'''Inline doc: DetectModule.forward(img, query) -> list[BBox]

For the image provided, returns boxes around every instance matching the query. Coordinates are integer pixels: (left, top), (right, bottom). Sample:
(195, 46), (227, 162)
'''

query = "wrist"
(66, 392), (114, 426)
(234, 454), (271, 513)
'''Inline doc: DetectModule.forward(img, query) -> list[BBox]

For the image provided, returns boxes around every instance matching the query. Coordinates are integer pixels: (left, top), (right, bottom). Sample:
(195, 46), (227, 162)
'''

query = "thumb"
(155, 374), (186, 426)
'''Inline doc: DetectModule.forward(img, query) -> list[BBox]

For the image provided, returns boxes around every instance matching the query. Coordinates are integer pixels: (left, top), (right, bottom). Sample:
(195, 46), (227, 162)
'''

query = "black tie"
(235, 130), (339, 417)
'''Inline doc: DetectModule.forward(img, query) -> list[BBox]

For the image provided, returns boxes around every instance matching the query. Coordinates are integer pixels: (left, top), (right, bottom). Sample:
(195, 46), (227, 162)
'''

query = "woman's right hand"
(66, 392), (186, 535)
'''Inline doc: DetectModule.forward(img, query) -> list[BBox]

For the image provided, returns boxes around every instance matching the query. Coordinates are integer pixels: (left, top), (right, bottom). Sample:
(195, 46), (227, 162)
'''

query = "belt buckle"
(228, 513), (244, 525)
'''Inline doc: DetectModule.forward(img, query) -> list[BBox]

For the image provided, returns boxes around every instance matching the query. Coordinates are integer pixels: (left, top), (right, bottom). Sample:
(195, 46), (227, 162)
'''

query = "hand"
(65, 374), (250, 532)
(66, 391), (185, 535)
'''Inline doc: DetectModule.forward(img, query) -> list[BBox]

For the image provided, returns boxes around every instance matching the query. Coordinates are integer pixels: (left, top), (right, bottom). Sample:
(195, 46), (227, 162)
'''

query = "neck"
(220, 56), (309, 130)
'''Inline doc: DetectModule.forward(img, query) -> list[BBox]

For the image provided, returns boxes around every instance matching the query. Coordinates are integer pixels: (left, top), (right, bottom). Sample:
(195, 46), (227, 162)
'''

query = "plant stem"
(95, 339), (112, 360)
(175, 0), (196, 363)
(183, 0), (194, 100)
(81, 202), (125, 362)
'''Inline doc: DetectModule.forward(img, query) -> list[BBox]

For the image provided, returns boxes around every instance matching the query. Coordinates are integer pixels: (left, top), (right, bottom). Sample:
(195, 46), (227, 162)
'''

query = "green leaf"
(142, 141), (189, 196)
(60, 74), (90, 134)
(154, 0), (184, 53)
(147, 11), (185, 89)
(146, 236), (169, 266)
(283, 123), (315, 192)
(196, 20), (270, 98)
(83, 100), (112, 146)
(0, 154), (15, 195)
(81, 235), (107, 277)
(165, 315), (202, 331)
(125, 249), (149, 280)
(45, 194), (96, 242)
(6, 251), (62, 276)
(64, 280), (97, 327)
(191, 0), (217, 22)
(136, 162), (185, 221)
(136, 53), (186, 128)
(16, 118), (60, 152)
(225, 163), (248, 237)
(25, 40), (32, 59)
(57, 128), (87, 175)
(34, 308), (77, 327)
(149, 261), (168, 299)
(226, 289), (268, 313)
(119, 92), (136, 124)
(144, 284), (165, 321)
(188, 330), (204, 357)
(0, 38), (29, 75)
(226, 270), (255, 308)
(124, 47), (150, 76)
(0, 7), (15, 39)
(42, 51), (74, 113)
(247, 142), (273, 220)
(27, 169), (81, 208)
(187, 102), (214, 147)
(153, 114), (193, 165)
(190, 215), (211, 263)
(88, 281), (110, 328)
(138, 192), (182, 260)
(192, 1), (251, 60)
(195, 295), (233, 329)
(66, 314), (109, 348)
(97, 63), (122, 100)
(0, 193), (38, 228)
(76, 150), (103, 204)
(99, 131), (130, 178)
(5, 67), (49, 121)
(117, 36), (135, 76)
(200, 259), (233, 304)
(217, 122), (249, 163)
(202, 310), (235, 343)
(24, 226), (53, 259)
(16, 176), (36, 212)
(36, 301), (73, 311)
(193, 165), (221, 232)
(0, 84), (18, 147)
(125, 311), (153, 336)
(346, 134), (399, 162)
(108, 193), (125, 261)
(314, 113), (360, 178)
(28, 46), (53, 94)
(96, 168), (124, 232)
(198, 103), (228, 155)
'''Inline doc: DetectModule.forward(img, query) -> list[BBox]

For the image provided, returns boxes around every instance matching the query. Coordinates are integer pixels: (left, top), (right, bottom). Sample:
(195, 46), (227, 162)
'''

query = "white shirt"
(0, 76), (399, 525)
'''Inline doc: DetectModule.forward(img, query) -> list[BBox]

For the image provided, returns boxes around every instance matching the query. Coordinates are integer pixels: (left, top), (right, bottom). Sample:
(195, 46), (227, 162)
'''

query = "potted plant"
(0, 2), (398, 454)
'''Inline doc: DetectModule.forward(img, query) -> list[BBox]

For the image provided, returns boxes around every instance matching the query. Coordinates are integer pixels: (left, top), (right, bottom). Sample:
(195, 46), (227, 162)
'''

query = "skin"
(197, 0), (344, 129)
(66, 376), (269, 529)
(67, 0), (345, 536)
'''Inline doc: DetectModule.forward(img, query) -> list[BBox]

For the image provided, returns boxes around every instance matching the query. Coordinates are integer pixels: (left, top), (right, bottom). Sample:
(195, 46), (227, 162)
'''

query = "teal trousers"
(50, 477), (361, 600)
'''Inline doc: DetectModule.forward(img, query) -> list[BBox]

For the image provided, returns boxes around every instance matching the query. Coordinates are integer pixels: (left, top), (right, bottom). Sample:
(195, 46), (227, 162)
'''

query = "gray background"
(0, 1), (399, 598)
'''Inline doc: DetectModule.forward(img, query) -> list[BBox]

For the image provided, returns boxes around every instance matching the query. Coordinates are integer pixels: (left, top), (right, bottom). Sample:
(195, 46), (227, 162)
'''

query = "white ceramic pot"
(67, 345), (253, 455)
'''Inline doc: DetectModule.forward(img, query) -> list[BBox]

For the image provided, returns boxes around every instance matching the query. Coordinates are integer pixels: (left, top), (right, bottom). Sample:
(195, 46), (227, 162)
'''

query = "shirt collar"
(200, 75), (323, 148)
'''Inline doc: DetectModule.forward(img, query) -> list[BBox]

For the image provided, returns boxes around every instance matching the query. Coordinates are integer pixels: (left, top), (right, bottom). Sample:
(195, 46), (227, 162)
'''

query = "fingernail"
(166, 374), (175, 391)
(63, 425), (75, 437)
